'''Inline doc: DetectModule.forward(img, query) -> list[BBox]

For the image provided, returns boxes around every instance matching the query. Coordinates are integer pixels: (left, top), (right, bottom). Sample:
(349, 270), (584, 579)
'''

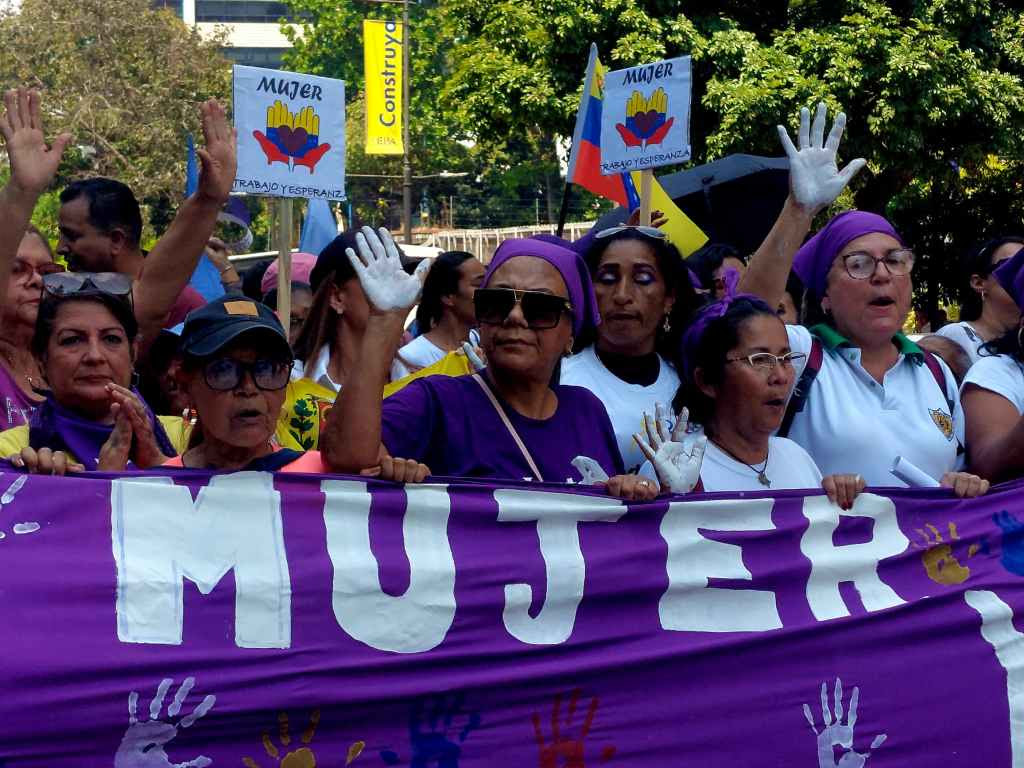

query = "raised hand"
(633, 403), (706, 494)
(346, 226), (431, 313)
(114, 677), (216, 768)
(803, 678), (886, 768)
(195, 99), (237, 205)
(1, 88), (71, 197)
(777, 102), (866, 214)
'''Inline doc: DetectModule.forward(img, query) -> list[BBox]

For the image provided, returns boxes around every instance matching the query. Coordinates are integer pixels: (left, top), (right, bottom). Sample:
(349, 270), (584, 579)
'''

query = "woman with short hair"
(0, 274), (187, 474)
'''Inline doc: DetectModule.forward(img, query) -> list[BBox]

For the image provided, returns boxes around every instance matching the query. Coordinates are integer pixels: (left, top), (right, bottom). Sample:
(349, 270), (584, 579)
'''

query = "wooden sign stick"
(639, 169), (653, 226)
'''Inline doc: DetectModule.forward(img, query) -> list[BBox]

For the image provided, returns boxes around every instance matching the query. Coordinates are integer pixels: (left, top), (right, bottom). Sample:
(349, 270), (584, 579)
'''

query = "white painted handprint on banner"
(803, 678), (886, 768)
(114, 677), (216, 768)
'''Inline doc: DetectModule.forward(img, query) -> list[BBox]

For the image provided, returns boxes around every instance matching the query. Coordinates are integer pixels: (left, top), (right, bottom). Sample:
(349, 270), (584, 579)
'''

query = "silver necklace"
(713, 438), (771, 487)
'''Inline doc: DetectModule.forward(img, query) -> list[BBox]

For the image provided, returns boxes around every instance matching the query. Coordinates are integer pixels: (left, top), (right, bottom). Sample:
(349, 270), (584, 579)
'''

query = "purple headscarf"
(794, 210), (904, 301)
(482, 238), (601, 335)
(993, 245), (1024, 310)
(680, 269), (773, 380)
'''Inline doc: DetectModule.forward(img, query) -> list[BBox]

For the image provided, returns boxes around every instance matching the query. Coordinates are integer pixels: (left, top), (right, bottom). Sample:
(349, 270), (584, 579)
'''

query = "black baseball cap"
(180, 296), (292, 360)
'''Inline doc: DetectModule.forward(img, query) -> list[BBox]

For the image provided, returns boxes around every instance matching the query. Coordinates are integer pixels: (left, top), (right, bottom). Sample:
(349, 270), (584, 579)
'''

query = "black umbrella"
(592, 154), (791, 256)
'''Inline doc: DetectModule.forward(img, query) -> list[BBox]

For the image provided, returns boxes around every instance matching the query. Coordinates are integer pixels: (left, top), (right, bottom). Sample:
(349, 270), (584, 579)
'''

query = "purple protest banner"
(0, 468), (1022, 767)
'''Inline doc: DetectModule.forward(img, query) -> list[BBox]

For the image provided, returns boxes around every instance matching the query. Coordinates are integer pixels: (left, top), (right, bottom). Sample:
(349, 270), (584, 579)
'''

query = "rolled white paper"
(891, 456), (941, 488)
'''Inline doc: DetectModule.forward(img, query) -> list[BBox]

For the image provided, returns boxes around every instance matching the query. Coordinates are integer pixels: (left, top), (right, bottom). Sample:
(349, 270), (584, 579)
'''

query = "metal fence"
(421, 222), (595, 261)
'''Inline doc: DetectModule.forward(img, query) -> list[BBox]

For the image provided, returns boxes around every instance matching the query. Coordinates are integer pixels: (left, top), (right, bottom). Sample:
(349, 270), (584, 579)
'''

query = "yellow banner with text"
(363, 19), (404, 155)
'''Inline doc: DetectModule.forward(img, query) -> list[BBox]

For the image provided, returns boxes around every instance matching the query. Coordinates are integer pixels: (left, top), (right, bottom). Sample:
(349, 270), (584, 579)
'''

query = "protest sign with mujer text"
(232, 65), (346, 200)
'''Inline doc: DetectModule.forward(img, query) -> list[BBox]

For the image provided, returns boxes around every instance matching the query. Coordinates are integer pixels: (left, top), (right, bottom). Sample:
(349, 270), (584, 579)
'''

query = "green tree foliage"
(0, 0), (231, 237)
(288, 0), (1024, 308)
(442, 0), (1024, 309)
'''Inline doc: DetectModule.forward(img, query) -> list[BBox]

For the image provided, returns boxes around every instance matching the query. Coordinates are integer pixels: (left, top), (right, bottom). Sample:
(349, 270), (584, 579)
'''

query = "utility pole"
(401, 0), (412, 245)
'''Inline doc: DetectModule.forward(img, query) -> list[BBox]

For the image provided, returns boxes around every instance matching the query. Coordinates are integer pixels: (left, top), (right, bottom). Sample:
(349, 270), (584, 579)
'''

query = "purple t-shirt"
(381, 372), (625, 483)
(0, 363), (40, 431)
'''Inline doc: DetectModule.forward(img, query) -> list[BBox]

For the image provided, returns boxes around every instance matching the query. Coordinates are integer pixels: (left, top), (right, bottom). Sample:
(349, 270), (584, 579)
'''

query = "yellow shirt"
(275, 350), (476, 451)
(0, 415), (193, 465)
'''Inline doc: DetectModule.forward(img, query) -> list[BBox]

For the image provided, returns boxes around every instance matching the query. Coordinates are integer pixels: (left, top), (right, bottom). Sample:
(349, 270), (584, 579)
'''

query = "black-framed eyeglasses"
(474, 287), (572, 330)
(202, 357), (291, 391)
(726, 351), (806, 372)
(42, 271), (133, 299)
(594, 225), (666, 240)
(842, 250), (915, 280)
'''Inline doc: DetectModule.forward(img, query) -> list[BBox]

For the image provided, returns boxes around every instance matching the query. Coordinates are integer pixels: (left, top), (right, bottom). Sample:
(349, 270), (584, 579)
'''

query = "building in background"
(154, 0), (298, 68)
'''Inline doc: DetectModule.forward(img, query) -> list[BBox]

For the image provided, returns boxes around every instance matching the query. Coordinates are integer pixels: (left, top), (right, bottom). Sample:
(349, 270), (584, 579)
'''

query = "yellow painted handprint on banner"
(616, 87), (674, 149)
(254, 99), (332, 172)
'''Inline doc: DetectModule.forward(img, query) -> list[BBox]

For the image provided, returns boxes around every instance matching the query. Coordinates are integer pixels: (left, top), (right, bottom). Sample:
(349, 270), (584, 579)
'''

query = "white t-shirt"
(936, 321), (985, 365)
(700, 436), (823, 492)
(291, 344), (341, 392)
(560, 345), (681, 473)
(391, 335), (447, 381)
(390, 329), (480, 381)
(962, 353), (1024, 413)
(784, 325), (964, 487)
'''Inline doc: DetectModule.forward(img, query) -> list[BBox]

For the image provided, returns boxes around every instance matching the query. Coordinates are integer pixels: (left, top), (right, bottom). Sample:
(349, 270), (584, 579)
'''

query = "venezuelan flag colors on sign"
(566, 45), (708, 255)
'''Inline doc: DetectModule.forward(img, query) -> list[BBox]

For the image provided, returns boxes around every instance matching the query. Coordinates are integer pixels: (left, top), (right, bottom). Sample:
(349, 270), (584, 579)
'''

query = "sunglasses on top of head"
(474, 288), (573, 330)
(594, 225), (666, 240)
(42, 271), (133, 301)
(202, 357), (291, 391)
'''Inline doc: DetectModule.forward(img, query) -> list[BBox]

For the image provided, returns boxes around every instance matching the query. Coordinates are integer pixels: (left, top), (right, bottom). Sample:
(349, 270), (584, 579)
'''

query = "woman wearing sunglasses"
(962, 248), (1024, 482)
(322, 229), (660, 499)
(935, 235), (1023, 366)
(560, 225), (698, 473)
(0, 272), (188, 474)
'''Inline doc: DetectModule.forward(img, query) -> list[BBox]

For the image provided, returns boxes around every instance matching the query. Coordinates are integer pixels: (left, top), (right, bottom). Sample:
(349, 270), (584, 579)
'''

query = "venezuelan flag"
(566, 45), (708, 255)
(566, 44), (639, 209)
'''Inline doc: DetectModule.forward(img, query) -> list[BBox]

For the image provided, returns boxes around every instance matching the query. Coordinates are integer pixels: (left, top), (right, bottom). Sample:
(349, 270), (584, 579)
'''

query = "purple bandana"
(680, 269), (772, 379)
(793, 210), (903, 301)
(993, 245), (1024, 310)
(482, 238), (601, 335)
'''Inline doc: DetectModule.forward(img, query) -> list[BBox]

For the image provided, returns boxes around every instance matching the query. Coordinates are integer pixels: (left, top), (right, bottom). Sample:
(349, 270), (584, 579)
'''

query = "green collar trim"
(809, 324), (924, 360)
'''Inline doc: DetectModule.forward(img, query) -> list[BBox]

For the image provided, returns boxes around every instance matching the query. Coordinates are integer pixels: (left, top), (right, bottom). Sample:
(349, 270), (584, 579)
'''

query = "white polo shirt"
(561, 345), (680, 474)
(784, 324), (964, 487)
(700, 436), (823, 492)
(962, 353), (1024, 413)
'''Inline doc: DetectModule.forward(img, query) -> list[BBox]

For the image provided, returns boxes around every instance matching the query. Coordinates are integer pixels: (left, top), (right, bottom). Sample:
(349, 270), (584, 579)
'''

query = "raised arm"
(0, 88), (71, 304)
(738, 103), (866, 308)
(133, 100), (237, 340)
(320, 227), (431, 472)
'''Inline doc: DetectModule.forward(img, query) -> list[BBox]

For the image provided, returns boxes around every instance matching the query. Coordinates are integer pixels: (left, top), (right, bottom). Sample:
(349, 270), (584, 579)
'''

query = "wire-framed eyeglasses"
(725, 351), (807, 372)
(842, 249), (915, 280)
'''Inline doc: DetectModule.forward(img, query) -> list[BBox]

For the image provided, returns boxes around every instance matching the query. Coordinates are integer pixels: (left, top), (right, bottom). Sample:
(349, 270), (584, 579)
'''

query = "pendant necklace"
(713, 439), (771, 487)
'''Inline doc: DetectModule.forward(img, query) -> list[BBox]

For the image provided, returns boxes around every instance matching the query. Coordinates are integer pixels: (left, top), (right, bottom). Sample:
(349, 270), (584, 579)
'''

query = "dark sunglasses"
(42, 271), (133, 299)
(474, 287), (572, 330)
(202, 357), (291, 391)
(594, 225), (666, 240)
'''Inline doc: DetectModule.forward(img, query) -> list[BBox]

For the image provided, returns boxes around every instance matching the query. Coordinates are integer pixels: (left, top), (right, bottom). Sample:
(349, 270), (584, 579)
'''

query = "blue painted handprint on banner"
(994, 511), (1024, 576)
(380, 693), (481, 768)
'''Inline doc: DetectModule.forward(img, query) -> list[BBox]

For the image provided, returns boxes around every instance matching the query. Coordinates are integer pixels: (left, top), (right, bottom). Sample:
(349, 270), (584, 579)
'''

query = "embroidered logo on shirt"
(930, 408), (954, 441)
